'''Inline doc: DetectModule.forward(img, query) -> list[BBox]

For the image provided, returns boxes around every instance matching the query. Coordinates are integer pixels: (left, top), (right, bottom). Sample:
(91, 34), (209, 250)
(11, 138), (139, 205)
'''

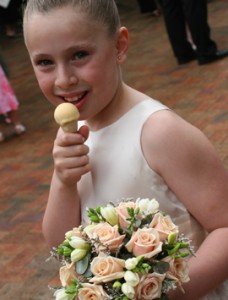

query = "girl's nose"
(55, 65), (78, 89)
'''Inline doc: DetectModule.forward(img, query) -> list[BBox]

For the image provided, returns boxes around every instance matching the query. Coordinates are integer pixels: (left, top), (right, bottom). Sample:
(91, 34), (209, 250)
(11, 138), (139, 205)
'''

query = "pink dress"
(0, 65), (19, 114)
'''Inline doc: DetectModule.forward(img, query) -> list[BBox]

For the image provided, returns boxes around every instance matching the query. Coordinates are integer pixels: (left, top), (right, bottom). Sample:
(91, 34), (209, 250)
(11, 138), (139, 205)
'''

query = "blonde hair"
(23, 0), (121, 36)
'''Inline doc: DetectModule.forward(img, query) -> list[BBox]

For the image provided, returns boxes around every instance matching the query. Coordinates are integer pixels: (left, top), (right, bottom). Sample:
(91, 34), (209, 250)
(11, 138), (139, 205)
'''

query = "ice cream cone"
(54, 103), (80, 133)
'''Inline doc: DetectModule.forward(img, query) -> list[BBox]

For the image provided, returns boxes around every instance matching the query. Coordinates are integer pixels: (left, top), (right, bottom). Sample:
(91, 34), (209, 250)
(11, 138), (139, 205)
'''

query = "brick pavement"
(0, 1), (227, 299)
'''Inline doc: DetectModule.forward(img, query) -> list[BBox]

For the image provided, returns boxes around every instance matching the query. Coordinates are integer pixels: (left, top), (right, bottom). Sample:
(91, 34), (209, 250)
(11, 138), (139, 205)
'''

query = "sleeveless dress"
(0, 65), (19, 115)
(78, 99), (228, 300)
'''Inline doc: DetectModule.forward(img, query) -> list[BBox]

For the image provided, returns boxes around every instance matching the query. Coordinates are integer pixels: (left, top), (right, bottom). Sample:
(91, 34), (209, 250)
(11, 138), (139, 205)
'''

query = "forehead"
(24, 6), (108, 47)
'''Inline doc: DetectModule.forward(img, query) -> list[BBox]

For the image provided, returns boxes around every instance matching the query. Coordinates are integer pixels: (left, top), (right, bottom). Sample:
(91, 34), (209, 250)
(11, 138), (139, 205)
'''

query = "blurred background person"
(0, 51), (26, 141)
(137, 0), (161, 17)
(159, 0), (228, 65)
(0, 0), (23, 37)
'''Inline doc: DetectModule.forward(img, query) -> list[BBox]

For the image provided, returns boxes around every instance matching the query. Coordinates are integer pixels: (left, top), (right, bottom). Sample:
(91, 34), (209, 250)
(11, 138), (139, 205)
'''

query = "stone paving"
(0, 1), (227, 299)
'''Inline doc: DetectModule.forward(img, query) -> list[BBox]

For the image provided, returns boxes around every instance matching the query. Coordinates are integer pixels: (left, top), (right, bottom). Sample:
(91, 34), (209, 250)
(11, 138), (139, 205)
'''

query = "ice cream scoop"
(54, 103), (80, 133)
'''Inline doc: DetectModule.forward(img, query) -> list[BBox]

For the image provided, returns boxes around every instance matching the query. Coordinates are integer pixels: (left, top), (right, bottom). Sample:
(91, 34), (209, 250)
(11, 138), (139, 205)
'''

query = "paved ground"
(0, 1), (227, 299)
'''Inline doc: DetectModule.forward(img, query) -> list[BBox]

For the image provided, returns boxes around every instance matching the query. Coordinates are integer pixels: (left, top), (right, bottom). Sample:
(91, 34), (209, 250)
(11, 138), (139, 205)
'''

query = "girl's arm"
(42, 126), (90, 249)
(142, 110), (228, 299)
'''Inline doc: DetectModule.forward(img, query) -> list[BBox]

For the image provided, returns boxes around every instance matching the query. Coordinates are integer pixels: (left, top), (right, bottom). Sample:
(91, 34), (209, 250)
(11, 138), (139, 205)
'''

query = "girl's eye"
(73, 51), (88, 60)
(36, 59), (53, 66)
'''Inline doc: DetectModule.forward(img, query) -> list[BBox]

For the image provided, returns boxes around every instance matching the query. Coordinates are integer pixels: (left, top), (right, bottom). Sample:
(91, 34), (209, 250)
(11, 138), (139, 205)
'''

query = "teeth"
(64, 92), (84, 103)
(65, 96), (80, 102)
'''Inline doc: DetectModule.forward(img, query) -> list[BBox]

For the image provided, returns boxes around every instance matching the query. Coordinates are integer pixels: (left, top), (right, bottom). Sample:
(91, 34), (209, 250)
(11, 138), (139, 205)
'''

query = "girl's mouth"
(63, 91), (87, 104)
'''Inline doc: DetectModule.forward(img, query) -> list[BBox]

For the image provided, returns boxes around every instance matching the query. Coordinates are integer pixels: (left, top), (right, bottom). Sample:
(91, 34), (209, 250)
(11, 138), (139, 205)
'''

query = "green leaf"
(90, 215), (100, 222)
(159, 294), (169, 300)
(135, 219), (141, 227)
(83, 266), (93, 278)
(76, 252), (91, 275)
(63, 247), (72, 257)
(153, 261), (170, 274)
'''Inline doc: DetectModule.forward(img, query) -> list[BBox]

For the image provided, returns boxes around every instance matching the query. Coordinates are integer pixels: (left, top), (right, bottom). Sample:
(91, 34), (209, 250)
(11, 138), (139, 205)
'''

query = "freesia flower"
(124, 271), (140, 287)
(121, 282), (135, 299)
(54, 288), (71, 300)
(136, 198), (159, 216)
(69, 236), (90, 250)
(125, 257), (139, 270)
(71, 248), (88, 262)
(100, 205), (118, 226)
(65, 227), (82, 239)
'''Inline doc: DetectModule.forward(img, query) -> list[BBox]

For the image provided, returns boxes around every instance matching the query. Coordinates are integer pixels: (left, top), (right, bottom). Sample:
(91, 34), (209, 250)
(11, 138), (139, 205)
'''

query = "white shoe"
(14, 124), (26, 135)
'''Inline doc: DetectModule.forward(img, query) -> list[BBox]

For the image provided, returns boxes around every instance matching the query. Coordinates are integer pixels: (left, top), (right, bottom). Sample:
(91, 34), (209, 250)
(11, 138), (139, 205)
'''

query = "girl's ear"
(116, 27), (129, 63)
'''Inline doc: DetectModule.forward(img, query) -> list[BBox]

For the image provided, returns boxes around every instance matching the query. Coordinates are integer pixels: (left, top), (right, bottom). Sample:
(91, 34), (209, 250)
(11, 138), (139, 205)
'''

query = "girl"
(23, 1), (228, 299)
(0, 63), (26, 142)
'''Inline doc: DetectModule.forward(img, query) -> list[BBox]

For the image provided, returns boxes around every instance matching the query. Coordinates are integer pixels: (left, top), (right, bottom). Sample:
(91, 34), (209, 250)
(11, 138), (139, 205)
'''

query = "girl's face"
(24, 6), (128, 126)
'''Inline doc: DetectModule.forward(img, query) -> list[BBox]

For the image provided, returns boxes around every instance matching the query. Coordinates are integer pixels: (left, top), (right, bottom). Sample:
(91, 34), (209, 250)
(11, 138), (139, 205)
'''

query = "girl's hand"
(53, 125), (90, 185)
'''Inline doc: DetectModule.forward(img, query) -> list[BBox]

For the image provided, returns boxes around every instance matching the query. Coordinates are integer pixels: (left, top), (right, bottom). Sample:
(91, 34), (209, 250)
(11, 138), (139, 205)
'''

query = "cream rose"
(115, 201), (137, 229)
(84, 222), (125, 252)
(150, 212), (179, 241)
(136, 273), (166, 300)
(89, 253), (125, 284)
(125, 227), (162, 258)
(59, 262), (77, 287)
(163, 257), (190, 291)
(78, 283), (108, 300)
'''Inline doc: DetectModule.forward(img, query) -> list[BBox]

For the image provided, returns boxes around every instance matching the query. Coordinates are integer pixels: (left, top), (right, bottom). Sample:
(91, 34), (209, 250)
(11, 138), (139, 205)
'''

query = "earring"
(117, 54), (121, 61)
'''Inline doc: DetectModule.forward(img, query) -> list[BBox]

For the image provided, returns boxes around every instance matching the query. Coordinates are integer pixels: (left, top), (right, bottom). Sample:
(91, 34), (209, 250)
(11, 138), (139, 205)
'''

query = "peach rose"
(136, 273), (166, 300)
(125, 227), (162, 258)
(150, 212), (178, 241)
(84, 222), (125, 252)
(59, 262), (77, 287)
(78, 283), (108, 300)
(163, 257), (190, 291)
(89, 253), (125, 284)
(115, 201), (137, 229)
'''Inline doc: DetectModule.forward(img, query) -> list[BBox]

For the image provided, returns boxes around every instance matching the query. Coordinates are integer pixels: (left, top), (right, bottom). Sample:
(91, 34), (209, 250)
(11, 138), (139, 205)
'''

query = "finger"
(78, 125), (90, 141)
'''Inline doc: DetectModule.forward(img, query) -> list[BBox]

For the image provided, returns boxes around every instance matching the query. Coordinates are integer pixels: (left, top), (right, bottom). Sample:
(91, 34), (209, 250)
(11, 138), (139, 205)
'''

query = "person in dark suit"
(0, 0), (23, 37)
(158, 0), (228, 65)
(137, 0), (161, 17)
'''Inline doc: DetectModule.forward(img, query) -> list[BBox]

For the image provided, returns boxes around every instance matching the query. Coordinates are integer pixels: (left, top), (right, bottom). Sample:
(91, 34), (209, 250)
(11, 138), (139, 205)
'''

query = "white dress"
(78, 99), (228, 299)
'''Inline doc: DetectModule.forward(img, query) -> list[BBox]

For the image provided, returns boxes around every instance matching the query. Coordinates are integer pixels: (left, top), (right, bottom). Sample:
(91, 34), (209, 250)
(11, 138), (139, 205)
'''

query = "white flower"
(136, 198), (159, 216)
(125, 257), (138, 270)
(100, 205), (118, 226)
(69, 236), (90, 250)
(121, 282), (135, 299)
(71, 248), (87, 262)
(54, 288), (71, 300)
(124, 271), (139, 287)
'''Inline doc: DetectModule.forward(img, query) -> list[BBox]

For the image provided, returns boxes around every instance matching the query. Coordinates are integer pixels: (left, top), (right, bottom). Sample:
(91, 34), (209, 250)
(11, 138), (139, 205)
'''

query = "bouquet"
(49, 198), (194, 300)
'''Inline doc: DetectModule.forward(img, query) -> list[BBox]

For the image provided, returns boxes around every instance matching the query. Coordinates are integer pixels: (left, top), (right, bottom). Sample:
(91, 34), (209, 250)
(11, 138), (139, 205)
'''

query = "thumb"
(78, 125), (90, 141)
